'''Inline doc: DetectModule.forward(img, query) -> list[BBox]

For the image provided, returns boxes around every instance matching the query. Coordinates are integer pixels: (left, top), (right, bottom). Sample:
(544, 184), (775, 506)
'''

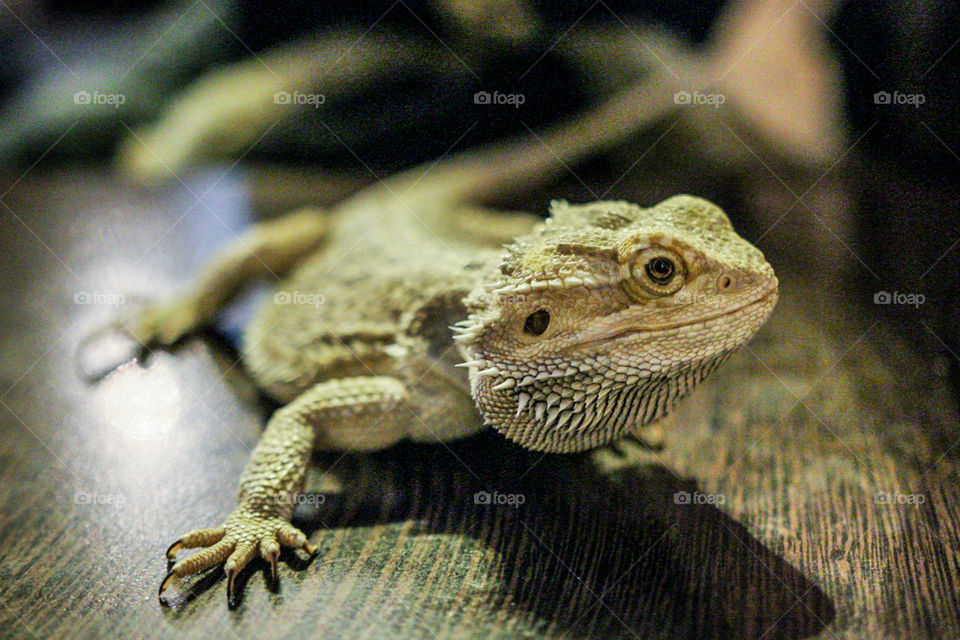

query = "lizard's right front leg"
(159, 376), (409, 607)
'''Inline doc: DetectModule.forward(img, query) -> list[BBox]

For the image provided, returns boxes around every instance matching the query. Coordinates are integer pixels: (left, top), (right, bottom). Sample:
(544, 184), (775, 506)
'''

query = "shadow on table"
(298, 431), (835, 640)
(111, 336), (833, 638)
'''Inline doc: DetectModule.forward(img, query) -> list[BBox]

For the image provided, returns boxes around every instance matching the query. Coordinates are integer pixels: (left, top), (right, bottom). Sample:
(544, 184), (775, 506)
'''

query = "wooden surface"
(0, 169), (958, 639)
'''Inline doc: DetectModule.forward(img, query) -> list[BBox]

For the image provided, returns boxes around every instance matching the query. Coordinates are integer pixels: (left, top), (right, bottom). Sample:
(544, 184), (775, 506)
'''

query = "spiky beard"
(469, 350), (733, 453)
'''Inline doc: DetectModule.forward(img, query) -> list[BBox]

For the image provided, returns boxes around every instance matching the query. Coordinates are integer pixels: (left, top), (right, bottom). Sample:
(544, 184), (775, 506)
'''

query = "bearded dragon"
(122, 80), (778, 606)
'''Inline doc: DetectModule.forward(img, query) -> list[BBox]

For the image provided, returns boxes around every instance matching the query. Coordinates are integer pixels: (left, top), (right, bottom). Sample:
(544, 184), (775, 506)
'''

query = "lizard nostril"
(718, 274), (734, 291)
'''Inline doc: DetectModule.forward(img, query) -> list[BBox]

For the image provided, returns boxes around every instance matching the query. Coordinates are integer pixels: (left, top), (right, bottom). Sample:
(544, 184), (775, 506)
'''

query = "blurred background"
(0, 0), (956, 398)
(1, 2), (960, 638)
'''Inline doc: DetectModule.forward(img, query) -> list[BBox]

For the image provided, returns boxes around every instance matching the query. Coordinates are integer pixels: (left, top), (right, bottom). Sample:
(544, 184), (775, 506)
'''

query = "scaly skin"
(121, 81), (778, 607)
(458, 197), (777, 453)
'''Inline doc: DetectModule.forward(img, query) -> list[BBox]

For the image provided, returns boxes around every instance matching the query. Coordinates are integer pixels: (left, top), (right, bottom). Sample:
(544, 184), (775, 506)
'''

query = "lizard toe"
(224, 541), (258, 608)
(277, 521), (318, 555)
(123, 298), (203, 347)
(165, 526), (226, 560)
(259, 536), (281, 585)
(159, 512), (317, 607)
(159, 537), (235, 605)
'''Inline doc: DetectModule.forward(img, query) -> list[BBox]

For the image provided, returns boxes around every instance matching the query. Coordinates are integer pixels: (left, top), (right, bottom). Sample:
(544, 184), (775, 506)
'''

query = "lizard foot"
(159, 509), (317, 608)
(122, 297), (204, 348)
(74, 298), (201, 382)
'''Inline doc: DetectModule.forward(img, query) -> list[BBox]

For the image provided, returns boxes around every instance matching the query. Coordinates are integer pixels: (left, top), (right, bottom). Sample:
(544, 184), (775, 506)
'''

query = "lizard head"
(455, 195), (778, 453)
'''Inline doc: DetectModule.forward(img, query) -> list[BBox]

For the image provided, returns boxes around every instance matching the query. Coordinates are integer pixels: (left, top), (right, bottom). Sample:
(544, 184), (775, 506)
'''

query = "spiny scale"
(480, 351), (736, 451)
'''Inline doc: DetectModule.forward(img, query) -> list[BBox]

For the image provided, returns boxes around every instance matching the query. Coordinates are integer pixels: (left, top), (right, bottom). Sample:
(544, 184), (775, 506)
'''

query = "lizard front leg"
(122, 206), (326, 348)
(160, 376), (409, 607)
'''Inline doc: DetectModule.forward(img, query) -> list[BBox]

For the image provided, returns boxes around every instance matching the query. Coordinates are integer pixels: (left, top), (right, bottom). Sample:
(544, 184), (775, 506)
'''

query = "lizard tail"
(393, 60), (704, 208)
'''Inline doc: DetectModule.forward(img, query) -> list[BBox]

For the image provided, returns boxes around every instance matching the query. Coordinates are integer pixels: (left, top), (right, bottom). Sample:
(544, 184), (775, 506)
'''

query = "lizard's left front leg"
(160, 376), (409, 607)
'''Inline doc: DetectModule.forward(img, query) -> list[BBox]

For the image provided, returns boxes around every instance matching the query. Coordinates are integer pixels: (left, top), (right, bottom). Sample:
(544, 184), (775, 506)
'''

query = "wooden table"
(0, 168), (957, 639)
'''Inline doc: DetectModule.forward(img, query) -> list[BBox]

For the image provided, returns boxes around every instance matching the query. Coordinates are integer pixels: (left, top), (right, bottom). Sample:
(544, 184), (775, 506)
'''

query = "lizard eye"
(624, 247), (686, 298)
(523, 309), (551, 336)
(645, 257), (675, 284)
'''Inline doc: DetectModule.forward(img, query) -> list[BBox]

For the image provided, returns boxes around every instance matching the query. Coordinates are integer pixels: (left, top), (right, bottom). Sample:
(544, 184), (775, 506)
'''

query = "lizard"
(117, 78), (779, 607)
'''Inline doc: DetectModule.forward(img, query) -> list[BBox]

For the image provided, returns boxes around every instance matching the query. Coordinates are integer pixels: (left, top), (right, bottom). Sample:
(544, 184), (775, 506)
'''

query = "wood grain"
(0, 169), (957, 639)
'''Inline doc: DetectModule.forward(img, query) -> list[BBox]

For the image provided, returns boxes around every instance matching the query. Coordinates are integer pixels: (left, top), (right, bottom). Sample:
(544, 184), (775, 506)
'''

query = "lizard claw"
(158, 569), (179, 599)
(225, 564), (242, 609)
(159, 511), (315, 607)
(259, 537), (281, 587)
(75, 295), (204, 382)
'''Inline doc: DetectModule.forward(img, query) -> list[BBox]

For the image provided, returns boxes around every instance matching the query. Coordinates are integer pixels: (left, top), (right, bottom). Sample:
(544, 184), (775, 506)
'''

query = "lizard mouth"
(569, 287), (778, 352)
